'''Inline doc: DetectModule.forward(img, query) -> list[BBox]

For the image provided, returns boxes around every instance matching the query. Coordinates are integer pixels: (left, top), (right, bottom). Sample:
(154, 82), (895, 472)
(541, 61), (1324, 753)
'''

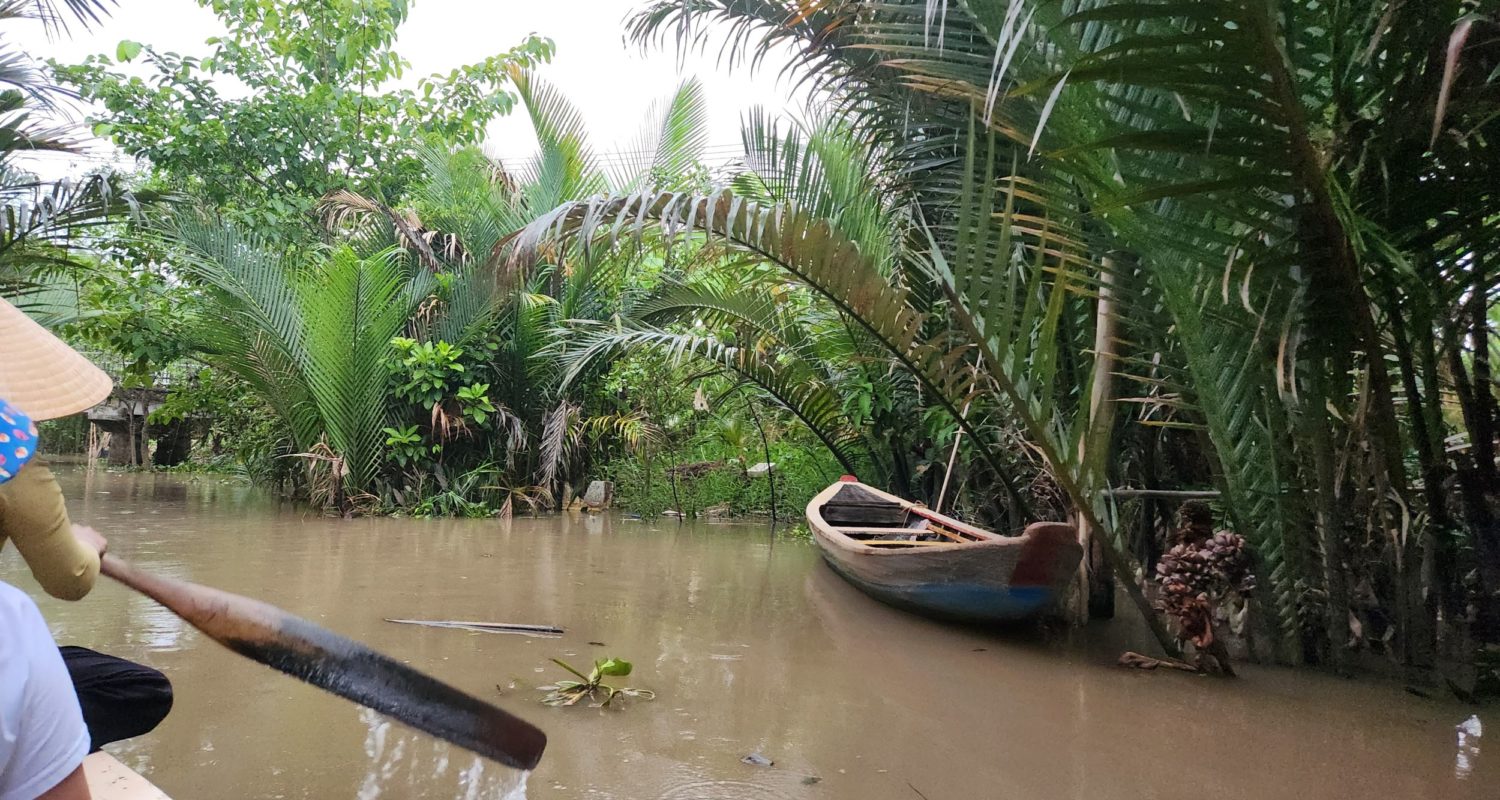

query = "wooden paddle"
(99, 554), (547, 771)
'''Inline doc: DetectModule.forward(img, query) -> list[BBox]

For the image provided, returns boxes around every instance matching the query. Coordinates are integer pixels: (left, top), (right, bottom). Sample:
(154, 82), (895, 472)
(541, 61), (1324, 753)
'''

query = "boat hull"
(818, 551), (1059, 622)
(806, 479), (1081, 624)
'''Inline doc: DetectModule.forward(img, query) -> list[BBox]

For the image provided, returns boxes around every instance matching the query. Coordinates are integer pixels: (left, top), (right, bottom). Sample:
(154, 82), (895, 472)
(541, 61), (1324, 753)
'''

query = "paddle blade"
(100, 556), (546, 770)
(231, 616), (546, 770)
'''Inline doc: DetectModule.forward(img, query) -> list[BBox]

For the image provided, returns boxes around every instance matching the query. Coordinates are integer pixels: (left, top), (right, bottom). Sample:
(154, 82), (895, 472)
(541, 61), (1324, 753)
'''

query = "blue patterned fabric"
(0, 398), (38, 485)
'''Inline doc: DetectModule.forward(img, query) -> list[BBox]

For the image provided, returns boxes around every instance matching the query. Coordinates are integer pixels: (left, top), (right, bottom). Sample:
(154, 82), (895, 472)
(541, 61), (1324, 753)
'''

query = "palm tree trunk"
(1465, 249), (1500, 641)
(1306, 364), (1352, 670)
(1449, 321), (1500, 643)
(1388, 297), (1445, 669)
(1077, 263), (1119, 621)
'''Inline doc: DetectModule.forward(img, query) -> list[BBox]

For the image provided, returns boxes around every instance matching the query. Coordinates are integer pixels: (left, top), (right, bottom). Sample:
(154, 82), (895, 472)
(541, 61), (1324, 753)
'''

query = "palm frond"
(22, 0), (115, 35)
(300, 246), (427, 488)
(1, 173), (146, 289)
(611, 78), (711, 191)
(165, 216), (433, 496)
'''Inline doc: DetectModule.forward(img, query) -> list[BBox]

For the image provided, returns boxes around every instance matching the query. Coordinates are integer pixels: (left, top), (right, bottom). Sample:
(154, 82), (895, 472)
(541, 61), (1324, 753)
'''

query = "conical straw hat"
(0, 297), (112, 421)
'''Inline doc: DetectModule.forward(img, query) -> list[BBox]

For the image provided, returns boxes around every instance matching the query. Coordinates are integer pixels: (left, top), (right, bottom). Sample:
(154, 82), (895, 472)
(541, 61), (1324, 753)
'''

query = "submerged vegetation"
(8, 0), (1500, 687)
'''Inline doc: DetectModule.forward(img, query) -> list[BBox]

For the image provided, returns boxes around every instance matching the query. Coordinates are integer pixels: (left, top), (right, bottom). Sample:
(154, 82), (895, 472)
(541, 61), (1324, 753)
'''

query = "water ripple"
(657, 780), (796, 800)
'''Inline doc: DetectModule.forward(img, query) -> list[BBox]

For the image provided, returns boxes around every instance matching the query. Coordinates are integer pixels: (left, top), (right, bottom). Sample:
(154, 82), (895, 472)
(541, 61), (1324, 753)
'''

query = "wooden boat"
(84, 752), (172, 800)
(806, 477), (1082, 623)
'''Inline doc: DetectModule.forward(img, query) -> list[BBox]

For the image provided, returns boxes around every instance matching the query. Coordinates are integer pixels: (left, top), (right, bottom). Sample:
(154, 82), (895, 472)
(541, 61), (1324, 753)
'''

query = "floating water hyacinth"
(538, 657), (656, 708)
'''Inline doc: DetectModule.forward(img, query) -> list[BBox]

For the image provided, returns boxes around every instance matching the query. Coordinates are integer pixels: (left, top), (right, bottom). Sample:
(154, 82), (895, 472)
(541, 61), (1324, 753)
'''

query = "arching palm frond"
(20, 0), (114, 34)
(733, 109), (904, 277)
(0, 173), (146, 290)
(165, 214), (322, 452)
(516, 190), (1037, 505)
(506, 68), (608, 207)
(626, 0), (862, 98)
(411, 144), (528, 270)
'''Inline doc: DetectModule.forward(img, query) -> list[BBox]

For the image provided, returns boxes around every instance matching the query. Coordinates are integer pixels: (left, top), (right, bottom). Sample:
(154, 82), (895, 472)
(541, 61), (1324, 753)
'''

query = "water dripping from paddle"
(354, 708), (530, 800)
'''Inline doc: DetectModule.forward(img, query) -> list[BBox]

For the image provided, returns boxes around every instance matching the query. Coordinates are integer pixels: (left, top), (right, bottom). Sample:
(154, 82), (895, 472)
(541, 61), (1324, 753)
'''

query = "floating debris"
(385, 619), (564, 637)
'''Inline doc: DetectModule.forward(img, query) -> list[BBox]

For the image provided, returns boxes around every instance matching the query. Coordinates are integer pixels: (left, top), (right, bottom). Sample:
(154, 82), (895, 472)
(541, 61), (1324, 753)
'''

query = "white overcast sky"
(19, 0), (804, 179)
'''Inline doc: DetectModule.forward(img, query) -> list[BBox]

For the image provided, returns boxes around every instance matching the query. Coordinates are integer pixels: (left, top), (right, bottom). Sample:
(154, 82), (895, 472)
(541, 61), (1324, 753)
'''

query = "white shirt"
(0, 580), (88, 800)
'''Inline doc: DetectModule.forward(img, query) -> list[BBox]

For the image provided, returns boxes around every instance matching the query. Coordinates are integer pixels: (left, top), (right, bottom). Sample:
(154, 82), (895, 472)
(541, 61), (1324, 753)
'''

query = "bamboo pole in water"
(100, 554), (547, 770)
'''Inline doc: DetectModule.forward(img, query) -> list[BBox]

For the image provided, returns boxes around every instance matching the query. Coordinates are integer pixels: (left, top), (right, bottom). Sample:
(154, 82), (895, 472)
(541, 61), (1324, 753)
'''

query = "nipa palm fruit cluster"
(1155, 502), (1256, 649)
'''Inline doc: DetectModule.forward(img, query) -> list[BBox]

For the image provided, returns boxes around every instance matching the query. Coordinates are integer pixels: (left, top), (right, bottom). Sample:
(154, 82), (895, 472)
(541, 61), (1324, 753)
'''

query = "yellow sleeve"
(0, 461), (98, 600)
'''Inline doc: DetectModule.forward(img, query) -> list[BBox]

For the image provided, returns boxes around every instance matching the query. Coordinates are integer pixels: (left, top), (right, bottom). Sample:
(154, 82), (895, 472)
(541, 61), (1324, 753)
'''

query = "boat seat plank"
(837, 526), (974, 542)
(861, 540), (953, 547)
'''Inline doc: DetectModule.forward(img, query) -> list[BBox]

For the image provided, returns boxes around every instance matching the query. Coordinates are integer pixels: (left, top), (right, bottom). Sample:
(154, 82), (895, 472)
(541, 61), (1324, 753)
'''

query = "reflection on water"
(1455, 715), (1482, 780)
(129, 593), (189, 651)
(2, 467), (1493, 799)
(355, 709), (526, 800)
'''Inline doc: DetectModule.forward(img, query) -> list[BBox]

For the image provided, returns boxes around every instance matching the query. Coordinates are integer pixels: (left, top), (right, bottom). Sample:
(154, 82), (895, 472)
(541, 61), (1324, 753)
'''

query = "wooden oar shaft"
(99, 555), (547, 770)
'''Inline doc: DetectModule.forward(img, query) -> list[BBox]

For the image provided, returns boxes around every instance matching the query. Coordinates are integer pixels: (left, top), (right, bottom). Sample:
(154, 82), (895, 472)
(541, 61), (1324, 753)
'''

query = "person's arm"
(0, 461), (100, 600)
(35, 766), (92, 800)
(0, 584), (93, 800)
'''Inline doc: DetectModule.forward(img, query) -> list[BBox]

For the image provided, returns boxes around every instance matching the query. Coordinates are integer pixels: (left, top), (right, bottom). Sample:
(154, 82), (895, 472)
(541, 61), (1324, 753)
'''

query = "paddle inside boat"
(806, 477), (1083, 623)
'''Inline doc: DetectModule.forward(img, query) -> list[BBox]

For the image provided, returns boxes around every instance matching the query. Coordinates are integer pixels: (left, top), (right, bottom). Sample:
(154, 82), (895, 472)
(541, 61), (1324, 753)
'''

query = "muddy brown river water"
(3, 467), (1493, 799)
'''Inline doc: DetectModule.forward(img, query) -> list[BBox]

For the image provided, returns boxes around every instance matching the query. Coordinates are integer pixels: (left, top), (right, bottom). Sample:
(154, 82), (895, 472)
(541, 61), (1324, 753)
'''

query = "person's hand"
(72, 524), (107, 557)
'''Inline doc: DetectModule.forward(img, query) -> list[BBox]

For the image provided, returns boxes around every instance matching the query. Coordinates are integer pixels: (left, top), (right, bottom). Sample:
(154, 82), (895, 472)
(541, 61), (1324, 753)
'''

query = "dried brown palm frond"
(492, 484), (554, 520)
(318, 189), (446, 273)
(491, 403), (528, 470)
(537, 401), (583, 489)
(285, 438), (348, 515)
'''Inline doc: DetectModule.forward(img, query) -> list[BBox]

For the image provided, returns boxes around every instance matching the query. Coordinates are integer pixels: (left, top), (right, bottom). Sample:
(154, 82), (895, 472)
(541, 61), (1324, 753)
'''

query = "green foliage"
(455, 383), (495, 426)
(36, 415), (89, 455)
(381, 424), (428, 469)
(89, 69), (724, 514)
(539, 657), (654, 708)
(53, 0), (554, 227)
(151, 368), (291, 482)
(592, 351), (840, 518)
(407, 463), (505, 518)
(65, 259), (190, 386)
(389, 337), (467, 410)
(167, 216), (431, 498)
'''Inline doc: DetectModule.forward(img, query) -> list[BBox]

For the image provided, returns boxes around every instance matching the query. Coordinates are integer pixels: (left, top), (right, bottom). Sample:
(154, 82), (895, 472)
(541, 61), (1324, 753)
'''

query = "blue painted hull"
(820, 554), (1059, 623)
